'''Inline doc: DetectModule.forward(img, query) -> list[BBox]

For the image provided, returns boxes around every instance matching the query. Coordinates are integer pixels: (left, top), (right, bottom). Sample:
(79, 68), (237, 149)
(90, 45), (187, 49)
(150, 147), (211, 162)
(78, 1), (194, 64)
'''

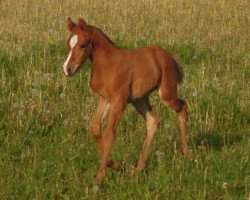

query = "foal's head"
(63, 18), (92, 77)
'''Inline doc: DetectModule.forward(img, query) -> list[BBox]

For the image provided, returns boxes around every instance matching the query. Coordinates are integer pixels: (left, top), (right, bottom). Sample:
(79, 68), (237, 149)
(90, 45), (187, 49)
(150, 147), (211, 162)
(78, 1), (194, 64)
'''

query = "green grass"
(0, 0), (249, 199)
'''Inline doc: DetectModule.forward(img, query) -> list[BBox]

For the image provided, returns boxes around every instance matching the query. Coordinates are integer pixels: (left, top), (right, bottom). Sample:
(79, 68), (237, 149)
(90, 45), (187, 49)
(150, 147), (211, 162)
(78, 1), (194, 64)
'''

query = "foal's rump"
(129, 46), (183, 100)
(129, 46), (162, 100)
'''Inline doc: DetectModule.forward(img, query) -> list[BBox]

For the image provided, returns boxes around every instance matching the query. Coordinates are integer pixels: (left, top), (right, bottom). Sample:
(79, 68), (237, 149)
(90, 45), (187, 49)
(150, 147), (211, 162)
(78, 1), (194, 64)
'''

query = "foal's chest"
(90, 69), (107, 98)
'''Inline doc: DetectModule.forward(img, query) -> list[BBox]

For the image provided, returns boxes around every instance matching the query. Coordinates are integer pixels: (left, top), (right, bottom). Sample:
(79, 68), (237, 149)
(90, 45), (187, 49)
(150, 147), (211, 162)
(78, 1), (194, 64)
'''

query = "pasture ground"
(0, 0), (249, 199)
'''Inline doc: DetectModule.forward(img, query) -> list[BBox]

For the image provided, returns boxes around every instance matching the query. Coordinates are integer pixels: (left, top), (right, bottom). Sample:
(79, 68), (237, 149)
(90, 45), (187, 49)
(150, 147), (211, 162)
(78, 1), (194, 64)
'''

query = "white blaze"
(63, 35), (78, 75)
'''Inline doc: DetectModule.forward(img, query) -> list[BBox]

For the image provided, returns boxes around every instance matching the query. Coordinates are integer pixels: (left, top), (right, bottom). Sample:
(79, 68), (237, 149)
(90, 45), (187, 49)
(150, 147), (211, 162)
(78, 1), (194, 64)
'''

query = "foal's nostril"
(67, 67), (71, 74)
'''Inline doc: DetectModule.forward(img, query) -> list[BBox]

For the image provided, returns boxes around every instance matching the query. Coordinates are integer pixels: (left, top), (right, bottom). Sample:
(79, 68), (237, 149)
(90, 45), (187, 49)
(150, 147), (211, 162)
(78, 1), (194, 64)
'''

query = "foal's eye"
(80, 44), (87, 49)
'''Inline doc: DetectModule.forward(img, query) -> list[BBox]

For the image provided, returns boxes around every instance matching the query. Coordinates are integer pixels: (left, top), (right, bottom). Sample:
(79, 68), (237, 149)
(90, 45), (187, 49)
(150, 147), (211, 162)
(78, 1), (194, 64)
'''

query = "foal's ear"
(78, 18), (87, 29)
(67, 17), (76, 31)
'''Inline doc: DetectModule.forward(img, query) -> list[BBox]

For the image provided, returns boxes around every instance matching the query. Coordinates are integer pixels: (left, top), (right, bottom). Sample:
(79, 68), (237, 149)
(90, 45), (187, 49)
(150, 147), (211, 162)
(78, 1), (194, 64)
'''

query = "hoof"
(94, 172), (104, 186)
(182, 147), (189, 156)
(134, 167), (143, 174)
(135, 162), (145, 173)
(108, 161), (123, 171)
(92, 182), (100, 194)
(130, 168), (141, 181)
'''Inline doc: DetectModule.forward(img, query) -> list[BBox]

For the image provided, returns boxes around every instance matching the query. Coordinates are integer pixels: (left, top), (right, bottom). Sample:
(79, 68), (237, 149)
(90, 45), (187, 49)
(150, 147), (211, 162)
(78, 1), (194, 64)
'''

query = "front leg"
(90, 96), (109, 156)
(95, 96), (127, 185)
(90, 96), (121, 170)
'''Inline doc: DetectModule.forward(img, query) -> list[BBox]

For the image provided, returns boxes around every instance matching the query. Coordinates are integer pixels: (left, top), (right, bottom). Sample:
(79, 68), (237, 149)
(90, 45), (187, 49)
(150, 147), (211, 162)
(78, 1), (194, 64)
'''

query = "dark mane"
(90, 25), (118, 47)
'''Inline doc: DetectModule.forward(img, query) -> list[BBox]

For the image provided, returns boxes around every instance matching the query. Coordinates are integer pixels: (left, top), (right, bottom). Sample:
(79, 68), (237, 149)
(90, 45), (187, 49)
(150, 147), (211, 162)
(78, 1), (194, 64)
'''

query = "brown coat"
(63, 18), (189, 185)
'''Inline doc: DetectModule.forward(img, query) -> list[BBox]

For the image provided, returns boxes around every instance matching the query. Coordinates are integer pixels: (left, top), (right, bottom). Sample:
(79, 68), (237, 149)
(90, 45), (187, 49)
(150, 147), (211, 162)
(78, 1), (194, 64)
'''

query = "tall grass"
(0, 0), (249, 199)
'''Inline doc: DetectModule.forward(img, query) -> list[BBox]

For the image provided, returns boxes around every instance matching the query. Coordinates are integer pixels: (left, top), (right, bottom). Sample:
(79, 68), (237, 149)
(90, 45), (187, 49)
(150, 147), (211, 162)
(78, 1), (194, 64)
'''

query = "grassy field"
(0, 0), (249, 199)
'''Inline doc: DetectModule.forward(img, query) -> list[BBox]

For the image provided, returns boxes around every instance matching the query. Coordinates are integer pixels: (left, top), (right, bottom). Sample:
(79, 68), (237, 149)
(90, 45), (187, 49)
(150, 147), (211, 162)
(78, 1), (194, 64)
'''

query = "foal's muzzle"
(64, 65), (78, 77)
(66, 66), (73, 76)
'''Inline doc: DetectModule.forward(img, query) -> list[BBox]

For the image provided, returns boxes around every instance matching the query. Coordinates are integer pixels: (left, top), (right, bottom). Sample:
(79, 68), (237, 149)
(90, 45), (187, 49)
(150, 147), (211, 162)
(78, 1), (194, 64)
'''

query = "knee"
(103, 130), (114, 148)
(176, 99), (188, 118)
(160, 90), (179, 109)
(90, 120), (101, 140)
(146, 112), (160, 133)
(153, 114), (160, 127)
(160, 91), (173, 106)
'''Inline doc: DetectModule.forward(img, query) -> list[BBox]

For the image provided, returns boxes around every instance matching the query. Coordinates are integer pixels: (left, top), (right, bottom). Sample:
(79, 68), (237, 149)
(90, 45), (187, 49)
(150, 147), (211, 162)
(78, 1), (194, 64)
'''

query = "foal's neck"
(90, 27), (118, 61)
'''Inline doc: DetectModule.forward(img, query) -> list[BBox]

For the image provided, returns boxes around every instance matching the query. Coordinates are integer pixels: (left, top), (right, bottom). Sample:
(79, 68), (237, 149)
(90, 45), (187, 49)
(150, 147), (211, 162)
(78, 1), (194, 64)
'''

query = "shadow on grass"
(195, 131), (243, 150)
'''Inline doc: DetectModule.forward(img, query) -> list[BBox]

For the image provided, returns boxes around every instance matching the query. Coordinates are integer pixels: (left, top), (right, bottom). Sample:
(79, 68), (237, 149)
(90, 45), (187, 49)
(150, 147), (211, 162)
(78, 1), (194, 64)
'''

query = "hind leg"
(159, 87), (189, 156)
(132, 97), (160, 172)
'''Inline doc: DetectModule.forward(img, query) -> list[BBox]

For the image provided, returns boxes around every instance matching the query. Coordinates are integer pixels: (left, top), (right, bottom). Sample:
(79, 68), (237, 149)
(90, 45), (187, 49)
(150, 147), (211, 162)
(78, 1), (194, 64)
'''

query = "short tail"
(172, 54), (184, 84)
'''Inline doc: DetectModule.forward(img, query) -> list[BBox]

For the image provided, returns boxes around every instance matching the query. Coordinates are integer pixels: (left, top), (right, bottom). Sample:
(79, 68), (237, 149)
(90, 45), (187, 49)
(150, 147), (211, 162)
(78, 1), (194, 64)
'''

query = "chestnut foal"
(63, 18), (189, 185)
